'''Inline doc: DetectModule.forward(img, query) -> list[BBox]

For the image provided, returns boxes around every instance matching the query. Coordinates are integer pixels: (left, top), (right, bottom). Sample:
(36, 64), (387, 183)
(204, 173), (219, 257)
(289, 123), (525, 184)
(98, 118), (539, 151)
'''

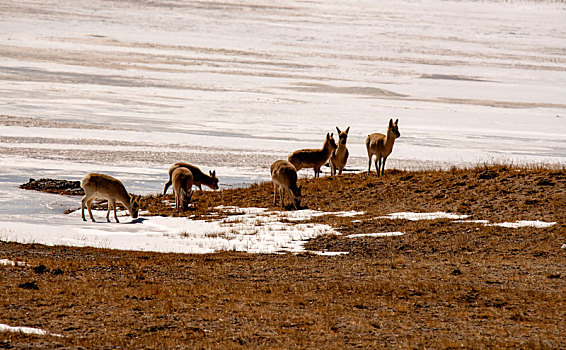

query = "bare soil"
(1, 165), (565, 349)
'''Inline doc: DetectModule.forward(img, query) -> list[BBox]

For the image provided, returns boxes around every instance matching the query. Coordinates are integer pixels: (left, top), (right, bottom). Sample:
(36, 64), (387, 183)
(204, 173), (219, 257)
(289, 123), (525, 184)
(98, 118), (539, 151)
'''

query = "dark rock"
(20, 178), (84, 196)
(51, 268), (64, 275)
(33, 265), (48, 274)
(478, 171), (497, 180)
(18, 281), (39, 290)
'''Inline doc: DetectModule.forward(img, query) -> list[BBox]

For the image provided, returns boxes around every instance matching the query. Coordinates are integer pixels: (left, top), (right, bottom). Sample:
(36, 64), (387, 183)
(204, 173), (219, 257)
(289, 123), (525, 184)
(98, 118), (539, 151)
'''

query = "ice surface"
(0, 0), (564, 192)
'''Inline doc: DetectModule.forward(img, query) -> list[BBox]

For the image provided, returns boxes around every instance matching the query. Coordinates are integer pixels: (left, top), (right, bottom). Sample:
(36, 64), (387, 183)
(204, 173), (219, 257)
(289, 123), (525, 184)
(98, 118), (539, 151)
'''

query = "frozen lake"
(0, 0), (564, 253)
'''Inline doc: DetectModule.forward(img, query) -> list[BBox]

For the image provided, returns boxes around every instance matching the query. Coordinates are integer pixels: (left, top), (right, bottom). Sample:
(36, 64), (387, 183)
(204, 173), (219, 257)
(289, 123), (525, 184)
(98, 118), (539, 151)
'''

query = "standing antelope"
(163, 162), (219, 195)
(81, 173), (140, 223)
(288, 133), (337, 178)
(330, 126), (350, 176)
(271, 160), (302, 210)
(172, 167), (194, 212)
(366, 119), (401, 177)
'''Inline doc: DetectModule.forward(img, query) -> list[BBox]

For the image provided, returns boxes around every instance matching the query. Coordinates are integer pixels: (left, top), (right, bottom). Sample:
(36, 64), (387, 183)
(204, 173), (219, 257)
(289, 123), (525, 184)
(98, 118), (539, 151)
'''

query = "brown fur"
(366, 119), (401, 177)
(163, 162), (219, 195)
(330, 126), (350, 176)
(288, 133), (337, 178)
(172, 168), (194, 212)
(81, 173), (140, 223)
(270, 160), (302, 210)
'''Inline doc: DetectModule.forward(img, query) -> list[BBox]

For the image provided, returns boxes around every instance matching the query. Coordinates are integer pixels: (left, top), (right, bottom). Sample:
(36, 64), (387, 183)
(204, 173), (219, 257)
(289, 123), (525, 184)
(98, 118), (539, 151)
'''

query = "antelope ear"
(330, 133), (333, 138)
(345, 126), (350, 134)
(395, 119), (399, 125)
(336, 127), (341, 134)
(389, 119), (393, 127)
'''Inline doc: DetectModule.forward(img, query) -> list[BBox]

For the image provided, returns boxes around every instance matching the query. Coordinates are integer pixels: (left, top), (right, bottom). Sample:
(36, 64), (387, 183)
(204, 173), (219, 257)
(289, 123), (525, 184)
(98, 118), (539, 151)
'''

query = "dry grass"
(1, 165), (565, 349)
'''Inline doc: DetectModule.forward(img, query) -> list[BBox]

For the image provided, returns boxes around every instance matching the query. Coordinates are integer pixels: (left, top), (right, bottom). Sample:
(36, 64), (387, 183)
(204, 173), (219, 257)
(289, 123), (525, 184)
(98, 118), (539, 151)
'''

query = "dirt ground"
(1, 165), (565, 349)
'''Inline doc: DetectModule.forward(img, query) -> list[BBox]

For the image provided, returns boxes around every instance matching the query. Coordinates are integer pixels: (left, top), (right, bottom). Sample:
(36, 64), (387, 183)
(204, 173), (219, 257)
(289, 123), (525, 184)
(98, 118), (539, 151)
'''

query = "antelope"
(81, 173), (140, 223)
(288, 133), (337, 178)
(366, 119), (401, 177)
(330, 126), (350, 176)
(172, 167), (194, 212)
(163, 162), (219, 195)
(271, 160), (302, 210)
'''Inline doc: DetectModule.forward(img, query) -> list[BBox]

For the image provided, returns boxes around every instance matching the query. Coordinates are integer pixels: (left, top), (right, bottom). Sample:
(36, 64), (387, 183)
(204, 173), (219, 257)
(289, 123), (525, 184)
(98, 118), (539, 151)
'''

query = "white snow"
(347, 232), (405, 238)
(0, 207), (343, 254)
(0, 259), (27, 267)
(457, 219), (556, 228)
(311, 251), (350, 256)
(489, 221), (557, 229)
(379, 212), (470, 221)
(456, 220), (491, 224)
(0, 323), (61, 337)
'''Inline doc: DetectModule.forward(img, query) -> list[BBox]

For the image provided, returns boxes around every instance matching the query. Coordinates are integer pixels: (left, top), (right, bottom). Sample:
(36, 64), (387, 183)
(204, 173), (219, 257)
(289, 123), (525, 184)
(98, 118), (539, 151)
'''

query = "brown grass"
(1, 165), (565, 349)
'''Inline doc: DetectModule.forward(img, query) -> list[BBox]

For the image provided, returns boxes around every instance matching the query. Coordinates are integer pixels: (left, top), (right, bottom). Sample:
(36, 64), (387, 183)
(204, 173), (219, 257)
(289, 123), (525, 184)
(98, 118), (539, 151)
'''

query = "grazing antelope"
(288, 133), (337, 178)
(172, 167), (194, 212)
(81, 173), (140, 223)
(271, 160), (302, 210)
(366, 119), (401, 177)
(163, 162), (219, 195)
(330, 126), (350, 176)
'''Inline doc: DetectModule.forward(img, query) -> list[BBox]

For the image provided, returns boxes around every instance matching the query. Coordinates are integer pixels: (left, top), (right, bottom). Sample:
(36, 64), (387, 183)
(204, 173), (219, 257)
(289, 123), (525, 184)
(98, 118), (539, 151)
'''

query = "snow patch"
(0, 259), (28, 267)
(0, 207), (351, 255)
(489, 221), (556, 229)
(0, 323), (61, 337)
(347, 232), (405, 238)
(310, 251), (350, 256)
(456, 220), (490, 224)
(379, 212), (469, 221)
